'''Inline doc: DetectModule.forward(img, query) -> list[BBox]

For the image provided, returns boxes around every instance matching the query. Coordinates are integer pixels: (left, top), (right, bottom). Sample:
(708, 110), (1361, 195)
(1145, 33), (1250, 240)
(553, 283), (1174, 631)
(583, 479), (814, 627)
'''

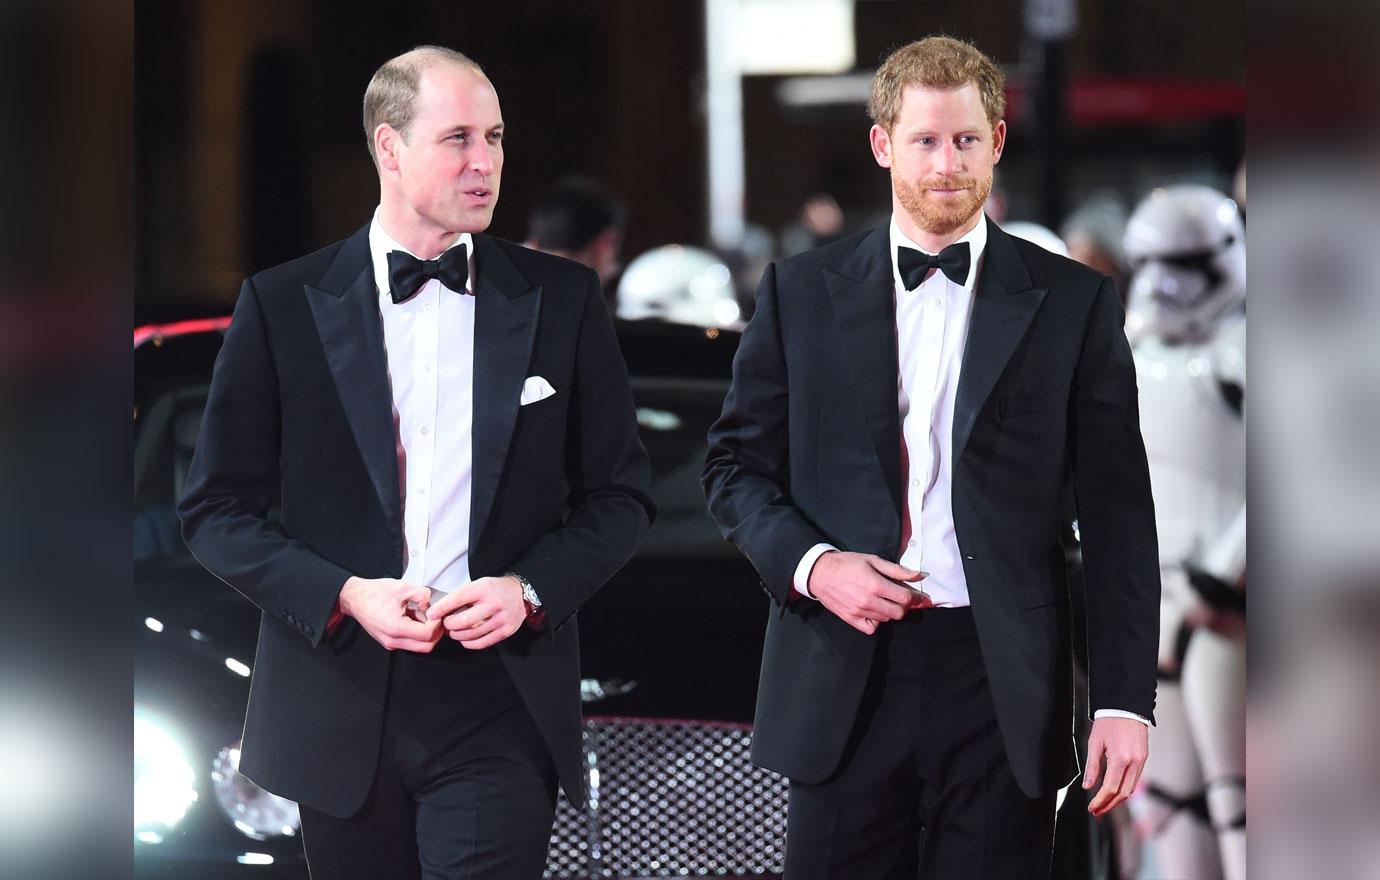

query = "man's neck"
(894, 204), (982, 253)
(377, 201), (464, 259)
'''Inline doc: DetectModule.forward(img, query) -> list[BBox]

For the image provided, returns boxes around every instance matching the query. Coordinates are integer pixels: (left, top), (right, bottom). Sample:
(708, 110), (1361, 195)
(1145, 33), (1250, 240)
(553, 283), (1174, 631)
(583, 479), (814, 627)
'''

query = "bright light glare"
(0, 712), (75, 831)
(237, 852), (274, 865)
(737, 0), (854, 74)
(133, 713), (198, 837)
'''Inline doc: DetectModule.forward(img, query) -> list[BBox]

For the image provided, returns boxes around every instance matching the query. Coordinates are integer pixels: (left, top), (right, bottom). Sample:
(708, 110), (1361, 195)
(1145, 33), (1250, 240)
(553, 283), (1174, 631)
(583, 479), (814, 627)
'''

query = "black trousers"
(783, 607), (1057, 879)
(299, 640), (558, 880)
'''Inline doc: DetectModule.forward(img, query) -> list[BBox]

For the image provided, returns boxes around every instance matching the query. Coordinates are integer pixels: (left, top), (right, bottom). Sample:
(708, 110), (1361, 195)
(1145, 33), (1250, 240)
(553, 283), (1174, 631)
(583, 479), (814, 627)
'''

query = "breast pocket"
(518, 390), (566, 425)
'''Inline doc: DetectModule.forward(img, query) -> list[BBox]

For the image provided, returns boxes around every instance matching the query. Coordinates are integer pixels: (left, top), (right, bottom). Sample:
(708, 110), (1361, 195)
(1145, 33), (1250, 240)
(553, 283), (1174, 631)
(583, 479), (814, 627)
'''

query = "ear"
(991, 119), (1006, 165)
(374, 124), (403, 172)
(869, 124), (893, 169)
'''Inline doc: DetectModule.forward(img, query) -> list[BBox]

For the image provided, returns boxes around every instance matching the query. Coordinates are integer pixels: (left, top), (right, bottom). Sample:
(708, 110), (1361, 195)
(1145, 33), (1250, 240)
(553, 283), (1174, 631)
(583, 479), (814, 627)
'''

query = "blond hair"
(867, 36), (1005, 133)
(362, 45), (483, 165)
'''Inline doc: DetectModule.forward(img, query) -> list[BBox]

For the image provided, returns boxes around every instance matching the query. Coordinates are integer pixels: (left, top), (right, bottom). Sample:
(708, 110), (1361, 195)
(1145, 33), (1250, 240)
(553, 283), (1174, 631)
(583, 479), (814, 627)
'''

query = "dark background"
(135, 0), (1244, 319)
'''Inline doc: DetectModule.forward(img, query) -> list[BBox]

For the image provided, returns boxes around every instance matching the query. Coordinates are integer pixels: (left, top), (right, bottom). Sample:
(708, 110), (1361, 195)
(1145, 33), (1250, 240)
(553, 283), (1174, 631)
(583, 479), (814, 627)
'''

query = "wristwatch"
(507, 571), (547, 631)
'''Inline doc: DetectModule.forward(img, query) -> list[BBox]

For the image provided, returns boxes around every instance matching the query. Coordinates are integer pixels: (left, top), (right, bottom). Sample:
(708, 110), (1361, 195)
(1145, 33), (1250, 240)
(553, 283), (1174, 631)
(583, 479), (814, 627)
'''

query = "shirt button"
(423, 364), (432, 372)
(409, 549), (418, 558)
(908, 540), (917, 548)
(930, 298), (941, 307)
(425, 302), (435, 311)
(420, 426), (429, 435)
(910, 478), (921, 488)
(416, 487), (426, 496)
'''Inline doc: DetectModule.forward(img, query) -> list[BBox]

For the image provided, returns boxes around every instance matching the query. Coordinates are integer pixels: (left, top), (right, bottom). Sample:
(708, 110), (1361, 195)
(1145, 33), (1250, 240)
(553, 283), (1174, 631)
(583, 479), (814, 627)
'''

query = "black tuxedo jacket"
(179, 225), (654, 817)
(703, 219), (1158, 796)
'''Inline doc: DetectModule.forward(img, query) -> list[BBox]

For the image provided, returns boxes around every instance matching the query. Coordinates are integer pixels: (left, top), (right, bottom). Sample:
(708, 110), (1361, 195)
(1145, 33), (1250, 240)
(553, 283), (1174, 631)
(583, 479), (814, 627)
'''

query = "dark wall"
(136, 0), (705, 316)
(136, 0), (1243, 319)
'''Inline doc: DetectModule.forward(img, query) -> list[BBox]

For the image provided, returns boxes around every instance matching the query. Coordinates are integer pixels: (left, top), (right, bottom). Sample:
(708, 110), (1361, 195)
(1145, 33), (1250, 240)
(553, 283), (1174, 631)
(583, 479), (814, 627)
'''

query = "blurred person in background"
(525, 174), (626, 299)
(1123, 184), (1247, 880)
(178, 46), (654, 879)
(780, 191), (849, 257)
(704, 36), (1159, 879)
(1062, 191), (1131, 306)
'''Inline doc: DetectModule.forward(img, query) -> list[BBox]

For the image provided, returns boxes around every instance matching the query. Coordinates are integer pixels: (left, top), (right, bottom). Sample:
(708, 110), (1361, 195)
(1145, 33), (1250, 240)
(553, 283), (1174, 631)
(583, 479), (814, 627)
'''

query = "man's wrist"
(1094, 709), (1151, 726)
(793, 543), (838, 599)
(507, 571), (546, 630)
(337, 575), (362, 618)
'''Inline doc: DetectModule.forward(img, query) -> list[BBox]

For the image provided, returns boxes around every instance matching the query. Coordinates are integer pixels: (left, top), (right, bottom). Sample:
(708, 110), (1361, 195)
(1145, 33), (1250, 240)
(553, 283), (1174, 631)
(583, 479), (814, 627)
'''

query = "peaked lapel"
(823, 227), (905, 520)
(469, 234), (542, 551)
(304, 224), (402, 534)
(952, 218), (1048, 457)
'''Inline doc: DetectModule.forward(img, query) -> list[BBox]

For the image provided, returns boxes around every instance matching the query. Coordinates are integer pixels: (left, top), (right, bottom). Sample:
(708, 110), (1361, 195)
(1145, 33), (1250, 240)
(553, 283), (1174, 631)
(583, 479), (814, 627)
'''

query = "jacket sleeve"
(702, 262), (828, 607)
(507, 271), (656, 630)
(1070, 277), (1161, 722)
(177, 279), (352, 647)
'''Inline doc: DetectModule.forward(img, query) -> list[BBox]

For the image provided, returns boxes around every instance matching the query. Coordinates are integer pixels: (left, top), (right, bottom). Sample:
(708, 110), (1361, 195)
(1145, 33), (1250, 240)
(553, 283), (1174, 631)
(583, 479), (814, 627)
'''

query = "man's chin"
(910, 206), (981, 238)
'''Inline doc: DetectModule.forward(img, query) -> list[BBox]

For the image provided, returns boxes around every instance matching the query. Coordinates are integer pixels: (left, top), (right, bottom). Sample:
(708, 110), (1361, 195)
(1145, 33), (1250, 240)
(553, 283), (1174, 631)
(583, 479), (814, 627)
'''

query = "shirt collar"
(369, 208), (474, 298)
(889, 212), (988, 292)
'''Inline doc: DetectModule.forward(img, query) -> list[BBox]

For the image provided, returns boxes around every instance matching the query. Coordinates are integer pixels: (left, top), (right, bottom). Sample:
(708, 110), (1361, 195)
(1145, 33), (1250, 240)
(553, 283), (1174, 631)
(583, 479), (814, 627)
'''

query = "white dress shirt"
(793, 215), (983, 604)
(369, 211), (477, 594)
(792, 214), (1147, 726)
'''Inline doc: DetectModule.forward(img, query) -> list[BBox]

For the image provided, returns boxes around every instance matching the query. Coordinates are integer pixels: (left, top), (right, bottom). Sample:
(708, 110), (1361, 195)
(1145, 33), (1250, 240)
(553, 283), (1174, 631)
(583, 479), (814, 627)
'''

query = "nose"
(467, 142), (496, 176)
(934, 141), (960, 177)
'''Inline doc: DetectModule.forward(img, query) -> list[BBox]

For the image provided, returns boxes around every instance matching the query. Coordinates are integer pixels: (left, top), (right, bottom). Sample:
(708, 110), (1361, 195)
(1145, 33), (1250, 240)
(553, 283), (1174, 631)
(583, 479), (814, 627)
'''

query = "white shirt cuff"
(792, 543), (837, 599)
(1094, 709), (1150, 726)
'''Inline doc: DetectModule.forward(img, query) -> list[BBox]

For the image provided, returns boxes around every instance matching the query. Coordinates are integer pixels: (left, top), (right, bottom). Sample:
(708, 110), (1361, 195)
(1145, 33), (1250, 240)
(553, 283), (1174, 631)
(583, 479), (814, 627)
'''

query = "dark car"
(133, 315), (776, 878)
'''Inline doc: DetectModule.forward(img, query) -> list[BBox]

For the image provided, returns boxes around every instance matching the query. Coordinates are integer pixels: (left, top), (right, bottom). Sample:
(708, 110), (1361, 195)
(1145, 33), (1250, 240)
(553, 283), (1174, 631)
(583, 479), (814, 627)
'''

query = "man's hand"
(1083, 716), (1150, 817)
(427, 576), (526, 650)
(808, 551), (929, 635)
(338, 576), (444, 652)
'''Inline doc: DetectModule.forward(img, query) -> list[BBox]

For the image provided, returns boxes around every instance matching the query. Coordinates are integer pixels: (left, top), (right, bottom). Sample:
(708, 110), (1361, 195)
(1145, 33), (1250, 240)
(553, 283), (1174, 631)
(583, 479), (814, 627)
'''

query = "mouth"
(463, 187), (493, 203)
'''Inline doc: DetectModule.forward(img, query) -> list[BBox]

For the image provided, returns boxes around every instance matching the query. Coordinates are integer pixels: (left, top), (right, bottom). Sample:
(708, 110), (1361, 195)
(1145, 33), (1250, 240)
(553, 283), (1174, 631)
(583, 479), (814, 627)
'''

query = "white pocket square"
(520, 376), (557, 406)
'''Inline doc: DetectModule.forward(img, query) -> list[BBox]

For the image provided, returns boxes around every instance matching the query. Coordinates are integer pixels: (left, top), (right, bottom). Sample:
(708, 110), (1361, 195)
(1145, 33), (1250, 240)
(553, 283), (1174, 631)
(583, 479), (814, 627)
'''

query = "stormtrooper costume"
(1126, 184), (1247, 880)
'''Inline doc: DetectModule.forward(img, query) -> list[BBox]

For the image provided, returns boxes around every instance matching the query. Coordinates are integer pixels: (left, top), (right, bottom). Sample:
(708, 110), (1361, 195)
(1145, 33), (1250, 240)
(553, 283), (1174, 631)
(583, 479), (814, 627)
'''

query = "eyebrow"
(440, 123), (505, 137)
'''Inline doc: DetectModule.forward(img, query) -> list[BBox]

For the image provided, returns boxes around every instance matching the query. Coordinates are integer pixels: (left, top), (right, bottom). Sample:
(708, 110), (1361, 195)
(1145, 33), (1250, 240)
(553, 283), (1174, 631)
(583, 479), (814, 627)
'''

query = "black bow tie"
(897, 242), (970, 290)
(387, 244), (469, 304)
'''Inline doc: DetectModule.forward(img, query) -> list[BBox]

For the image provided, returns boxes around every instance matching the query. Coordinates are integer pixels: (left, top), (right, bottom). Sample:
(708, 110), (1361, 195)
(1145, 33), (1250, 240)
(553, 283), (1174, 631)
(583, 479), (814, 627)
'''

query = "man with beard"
(703, 36), (1158, 878)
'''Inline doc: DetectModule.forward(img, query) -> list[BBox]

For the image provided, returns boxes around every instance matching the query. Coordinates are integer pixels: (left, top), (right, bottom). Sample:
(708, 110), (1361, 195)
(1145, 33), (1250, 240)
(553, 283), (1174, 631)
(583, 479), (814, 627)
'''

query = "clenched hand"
(338, 576), (444, 652)
(427, 575), (527, 650)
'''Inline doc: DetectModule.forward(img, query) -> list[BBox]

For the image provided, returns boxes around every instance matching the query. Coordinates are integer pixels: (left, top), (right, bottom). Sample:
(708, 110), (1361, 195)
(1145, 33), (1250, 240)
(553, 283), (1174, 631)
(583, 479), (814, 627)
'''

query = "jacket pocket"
(518, 390), (566, 424)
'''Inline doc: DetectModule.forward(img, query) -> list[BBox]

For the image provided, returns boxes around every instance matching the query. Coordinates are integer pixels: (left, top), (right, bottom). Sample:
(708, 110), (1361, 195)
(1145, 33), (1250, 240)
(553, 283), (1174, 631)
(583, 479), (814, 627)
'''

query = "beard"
(895, 170), (993, 239)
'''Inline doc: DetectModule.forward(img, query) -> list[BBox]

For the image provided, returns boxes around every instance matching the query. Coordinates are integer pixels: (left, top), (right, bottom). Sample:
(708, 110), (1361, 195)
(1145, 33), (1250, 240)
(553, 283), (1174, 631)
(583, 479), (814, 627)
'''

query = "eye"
(487, 131), (504, 144)
(959, 135), (980, 146)
(915, 136), (936, 146)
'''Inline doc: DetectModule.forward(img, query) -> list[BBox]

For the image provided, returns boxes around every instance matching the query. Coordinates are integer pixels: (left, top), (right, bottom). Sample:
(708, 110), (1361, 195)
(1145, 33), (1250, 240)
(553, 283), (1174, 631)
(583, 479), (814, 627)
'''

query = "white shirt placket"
(404, 282), (441, 581)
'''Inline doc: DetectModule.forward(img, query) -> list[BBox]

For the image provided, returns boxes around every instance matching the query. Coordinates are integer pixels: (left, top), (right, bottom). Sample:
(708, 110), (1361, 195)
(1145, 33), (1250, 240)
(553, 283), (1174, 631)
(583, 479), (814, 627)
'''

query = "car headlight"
(133, 712), (198, 844)
(210, 741), (300, 840)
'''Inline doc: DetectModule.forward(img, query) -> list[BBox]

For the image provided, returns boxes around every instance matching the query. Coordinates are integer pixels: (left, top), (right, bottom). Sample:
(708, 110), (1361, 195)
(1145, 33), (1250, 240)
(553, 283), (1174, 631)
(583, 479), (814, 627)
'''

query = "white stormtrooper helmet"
(1002, 221), (1069, 257)
(1124, 184), (1246, 343)
(616, 245), (742, 329)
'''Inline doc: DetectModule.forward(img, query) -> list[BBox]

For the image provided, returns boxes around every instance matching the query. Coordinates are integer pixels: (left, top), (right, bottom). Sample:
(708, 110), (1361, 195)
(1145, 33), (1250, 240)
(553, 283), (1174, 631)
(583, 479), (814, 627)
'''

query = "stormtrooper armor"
(1127, 185), (1246, 880)
(616, 245), (743, 330)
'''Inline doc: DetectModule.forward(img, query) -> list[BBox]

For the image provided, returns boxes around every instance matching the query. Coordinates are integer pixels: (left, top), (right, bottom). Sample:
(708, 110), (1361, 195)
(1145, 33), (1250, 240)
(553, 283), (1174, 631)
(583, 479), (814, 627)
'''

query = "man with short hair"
(704, 36), (1158, 878)
(525, 175), (626, 291)
(180, 46), (654, 879)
